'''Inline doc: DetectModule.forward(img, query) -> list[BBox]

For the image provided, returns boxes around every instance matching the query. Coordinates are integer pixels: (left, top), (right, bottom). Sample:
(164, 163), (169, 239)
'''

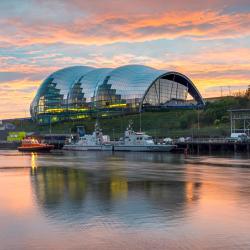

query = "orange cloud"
(0, 79), (39, 119)
(0, 10), (250, 46)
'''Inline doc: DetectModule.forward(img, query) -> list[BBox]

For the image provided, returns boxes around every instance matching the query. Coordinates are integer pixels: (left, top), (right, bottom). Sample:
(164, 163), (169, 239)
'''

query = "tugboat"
(63, 122), (113, 151)
(114, 121), (176, 152)
(18, 138), (54, 152)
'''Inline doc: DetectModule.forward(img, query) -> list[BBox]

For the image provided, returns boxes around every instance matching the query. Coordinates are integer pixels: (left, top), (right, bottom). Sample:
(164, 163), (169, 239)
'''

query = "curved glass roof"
(30, 64), (204, 122)
(40, 66), (95, 99)
(94, 65), (165, 101)
(31, 66), (95, 117)
(68, 68), (113, 105)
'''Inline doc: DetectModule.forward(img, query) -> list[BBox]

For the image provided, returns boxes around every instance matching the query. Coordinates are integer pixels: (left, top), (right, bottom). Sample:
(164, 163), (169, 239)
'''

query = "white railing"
(174, 138), (228, 143)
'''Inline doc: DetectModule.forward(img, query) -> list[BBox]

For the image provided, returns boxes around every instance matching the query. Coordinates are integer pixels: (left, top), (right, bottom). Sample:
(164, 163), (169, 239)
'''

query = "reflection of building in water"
(31, 167), (201, 226)
(110, 175), (128, 199)
(31, 168), (87, 207)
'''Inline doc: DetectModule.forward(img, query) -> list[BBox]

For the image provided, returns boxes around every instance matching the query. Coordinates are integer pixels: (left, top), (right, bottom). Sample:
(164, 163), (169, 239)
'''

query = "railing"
(193, 138), (226, 143)
(173, 137), (250, 144)
(174, 138), (229, 144)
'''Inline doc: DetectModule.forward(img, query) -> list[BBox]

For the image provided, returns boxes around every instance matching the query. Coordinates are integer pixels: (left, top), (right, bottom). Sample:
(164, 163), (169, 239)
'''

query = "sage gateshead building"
(30, 65), (205, 124)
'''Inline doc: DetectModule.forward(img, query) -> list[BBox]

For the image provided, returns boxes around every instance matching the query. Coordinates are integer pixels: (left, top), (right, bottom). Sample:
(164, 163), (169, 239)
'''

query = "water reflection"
(31, 165), (201, 228)
(1, 150), (250, 249)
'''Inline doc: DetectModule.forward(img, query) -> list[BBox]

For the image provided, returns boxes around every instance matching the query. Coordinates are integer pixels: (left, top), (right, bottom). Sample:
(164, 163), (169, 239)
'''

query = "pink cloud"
(0, 10), (249, 46)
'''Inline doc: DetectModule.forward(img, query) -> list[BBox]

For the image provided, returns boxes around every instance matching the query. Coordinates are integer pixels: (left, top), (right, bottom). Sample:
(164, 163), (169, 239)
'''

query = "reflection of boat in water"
(114, 122), (176, 152)
(63, 122), (112, 151)
(18, 138), (54, 152)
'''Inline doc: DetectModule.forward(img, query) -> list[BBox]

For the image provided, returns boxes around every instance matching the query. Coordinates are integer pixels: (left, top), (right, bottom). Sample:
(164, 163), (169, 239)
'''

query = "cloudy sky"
(0, 0), (250, 118)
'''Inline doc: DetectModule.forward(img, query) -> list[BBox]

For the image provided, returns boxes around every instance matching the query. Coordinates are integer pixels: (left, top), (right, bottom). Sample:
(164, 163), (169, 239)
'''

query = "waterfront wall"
(177, 140), (250, 154)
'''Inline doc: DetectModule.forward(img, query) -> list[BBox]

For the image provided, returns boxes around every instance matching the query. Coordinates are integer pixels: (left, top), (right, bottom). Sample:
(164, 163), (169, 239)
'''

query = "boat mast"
(139, 111), (142, 132)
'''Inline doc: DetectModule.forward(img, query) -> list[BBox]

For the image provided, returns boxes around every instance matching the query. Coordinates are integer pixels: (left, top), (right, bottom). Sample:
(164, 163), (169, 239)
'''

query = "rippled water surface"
(0, 150), (249, 250)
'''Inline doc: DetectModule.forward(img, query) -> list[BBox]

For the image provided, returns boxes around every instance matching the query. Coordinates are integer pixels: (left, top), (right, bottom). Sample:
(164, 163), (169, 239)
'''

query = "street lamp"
(49, 115), (52, 134)
(197, 107), (200, 137)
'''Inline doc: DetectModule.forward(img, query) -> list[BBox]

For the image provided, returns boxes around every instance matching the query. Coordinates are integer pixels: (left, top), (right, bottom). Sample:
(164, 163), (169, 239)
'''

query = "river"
(0, 150), (249, 249)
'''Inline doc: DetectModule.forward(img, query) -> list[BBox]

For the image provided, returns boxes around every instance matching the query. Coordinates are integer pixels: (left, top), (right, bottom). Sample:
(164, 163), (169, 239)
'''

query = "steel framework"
(229, 109), (250, 135)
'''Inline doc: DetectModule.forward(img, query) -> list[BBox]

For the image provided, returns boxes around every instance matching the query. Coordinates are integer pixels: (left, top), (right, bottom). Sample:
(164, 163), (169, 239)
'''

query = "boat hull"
(18, 146), (54, 152)
(113, 145), (176, 152)
(63, 144), (113, 151)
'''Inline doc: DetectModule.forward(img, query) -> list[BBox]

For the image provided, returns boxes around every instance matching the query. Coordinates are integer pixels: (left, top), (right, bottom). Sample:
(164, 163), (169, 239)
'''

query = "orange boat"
(18, 138), (54, 152)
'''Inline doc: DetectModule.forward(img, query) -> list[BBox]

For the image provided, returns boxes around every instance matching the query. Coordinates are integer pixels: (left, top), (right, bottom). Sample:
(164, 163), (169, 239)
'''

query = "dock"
(176, 138), (250, 154)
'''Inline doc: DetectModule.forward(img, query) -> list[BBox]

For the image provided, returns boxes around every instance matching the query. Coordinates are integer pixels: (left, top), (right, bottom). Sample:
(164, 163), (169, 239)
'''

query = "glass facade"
(143, 78), (188, 108)
(94, 65), (164, 112)
(30, 66), (94, 123)
(68, 68), (112, 110)
(31, 65), (204, 124)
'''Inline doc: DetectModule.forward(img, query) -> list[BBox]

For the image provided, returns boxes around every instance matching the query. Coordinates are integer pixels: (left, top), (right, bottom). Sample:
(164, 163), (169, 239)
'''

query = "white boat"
(114, 122), (176, 152)
(63, 122), (113, 151)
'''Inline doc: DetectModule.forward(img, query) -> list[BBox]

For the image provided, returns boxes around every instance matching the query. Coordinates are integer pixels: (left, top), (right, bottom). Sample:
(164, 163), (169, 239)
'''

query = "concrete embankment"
(177, 139), (250, 154)
(0, 141), (20, 149)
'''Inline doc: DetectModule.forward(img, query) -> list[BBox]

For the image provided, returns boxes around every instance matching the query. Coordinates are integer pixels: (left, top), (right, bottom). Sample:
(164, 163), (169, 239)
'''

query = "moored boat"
(114, 121), (176, 152)
(18, 138), (54, 152)
(63, 122), (113, 151)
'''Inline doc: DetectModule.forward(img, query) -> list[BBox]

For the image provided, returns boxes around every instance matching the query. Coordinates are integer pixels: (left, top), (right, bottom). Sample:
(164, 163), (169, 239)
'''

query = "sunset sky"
(0, 0), (250, 119)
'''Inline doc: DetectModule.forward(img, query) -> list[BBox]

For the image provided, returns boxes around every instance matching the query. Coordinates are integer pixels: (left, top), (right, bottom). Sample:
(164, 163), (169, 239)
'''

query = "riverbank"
(3, 95), (250, 139)
(8, 110), (230, 138)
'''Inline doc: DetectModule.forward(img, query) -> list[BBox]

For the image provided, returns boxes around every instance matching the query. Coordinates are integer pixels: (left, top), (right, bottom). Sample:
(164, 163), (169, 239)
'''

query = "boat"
(18, 138), (54, 152)
(114, 121), (176, 152)
(63, 122), (113, 151)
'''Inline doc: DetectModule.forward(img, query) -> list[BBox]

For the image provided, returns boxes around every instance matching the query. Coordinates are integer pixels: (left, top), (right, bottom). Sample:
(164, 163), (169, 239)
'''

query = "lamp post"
(139, 111), (142, 132)
(197, 108), (200, 137)
(49, 115), (52, 134)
